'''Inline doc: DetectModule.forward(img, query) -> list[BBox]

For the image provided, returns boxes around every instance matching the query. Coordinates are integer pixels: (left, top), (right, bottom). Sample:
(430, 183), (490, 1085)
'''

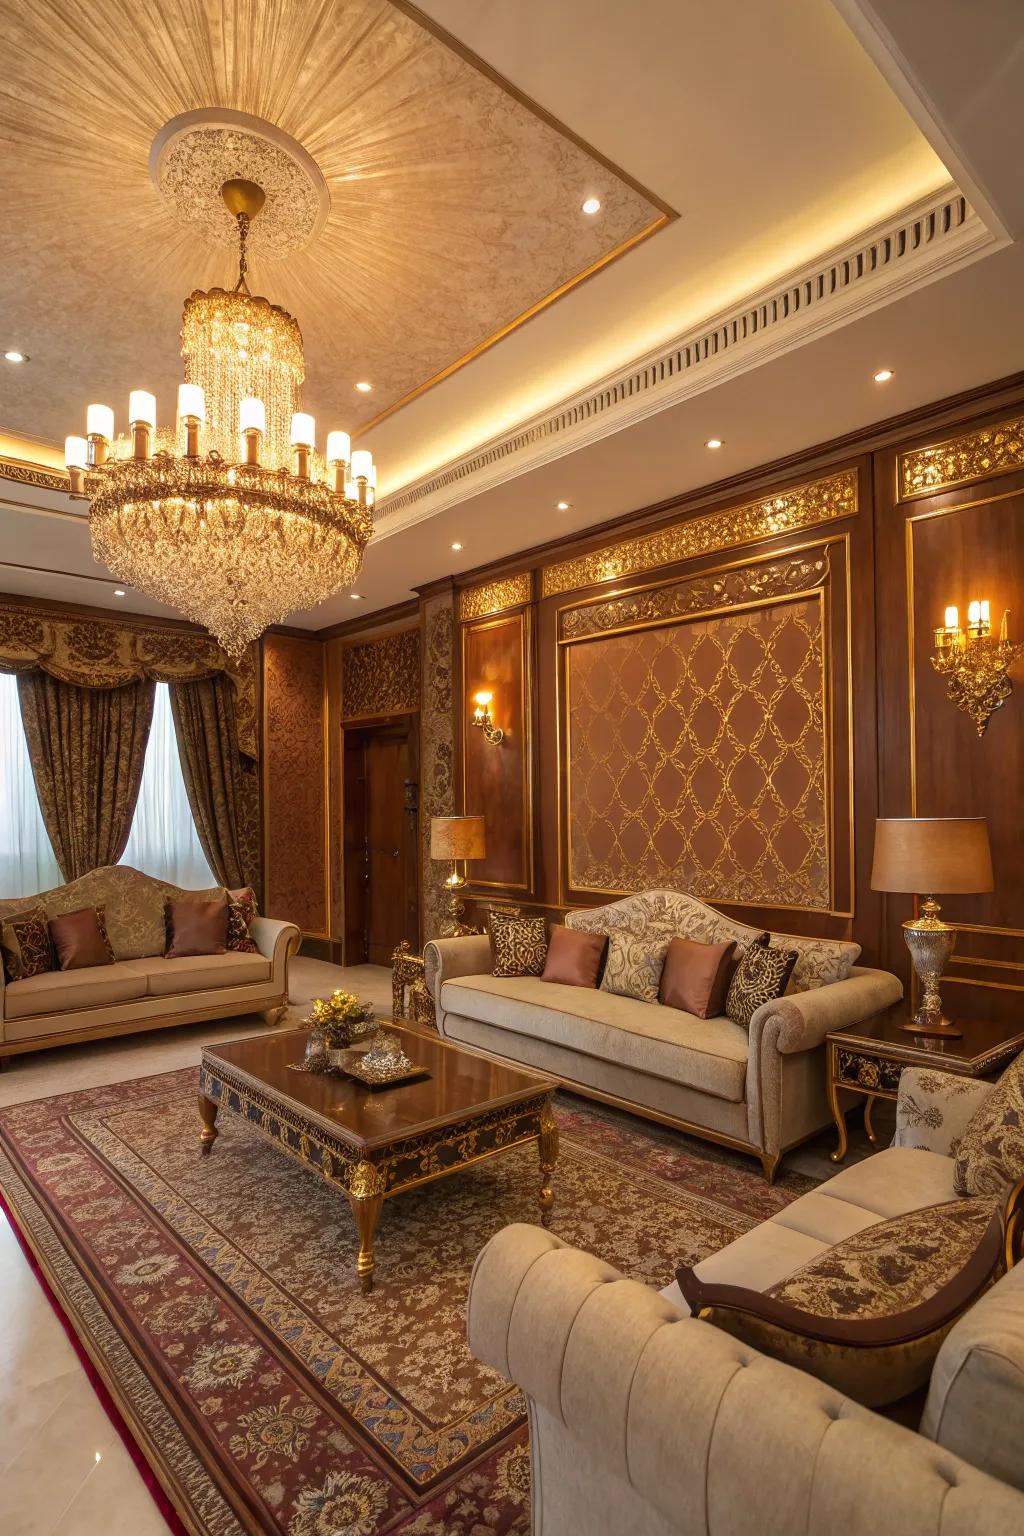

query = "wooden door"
(343, 718), (419, 964)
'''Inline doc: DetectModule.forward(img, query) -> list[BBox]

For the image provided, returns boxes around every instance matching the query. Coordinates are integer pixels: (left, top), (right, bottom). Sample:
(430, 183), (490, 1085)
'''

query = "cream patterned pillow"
(954, 1053), (1024, 1197)
(600, 930), (672, 1003)
(725, 937), (797, 1028)
(778, 933), (862, 992)
(491, 917), (548, 979)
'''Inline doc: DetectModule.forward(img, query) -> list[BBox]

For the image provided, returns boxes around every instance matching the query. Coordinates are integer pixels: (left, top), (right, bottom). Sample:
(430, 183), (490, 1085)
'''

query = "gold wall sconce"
(931, 600), (1024, 736)
(471, 690), (504, 745)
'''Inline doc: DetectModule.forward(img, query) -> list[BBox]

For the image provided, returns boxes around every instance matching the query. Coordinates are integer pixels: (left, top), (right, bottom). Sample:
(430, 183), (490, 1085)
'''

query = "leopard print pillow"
(725, 936), (796, 1028)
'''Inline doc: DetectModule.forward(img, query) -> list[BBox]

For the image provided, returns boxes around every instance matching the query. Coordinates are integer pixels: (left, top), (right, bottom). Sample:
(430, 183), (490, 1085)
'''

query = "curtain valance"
(0, 603), (257, 759)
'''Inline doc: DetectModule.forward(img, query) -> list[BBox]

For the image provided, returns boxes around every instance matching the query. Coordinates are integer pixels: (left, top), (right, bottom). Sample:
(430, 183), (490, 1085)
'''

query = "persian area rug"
(0, 1069), (815, 1536)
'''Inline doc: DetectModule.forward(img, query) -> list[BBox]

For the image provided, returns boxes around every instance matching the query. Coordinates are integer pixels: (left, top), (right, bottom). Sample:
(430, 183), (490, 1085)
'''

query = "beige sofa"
(0, 865), (300, 1064)
(468, 1067), (1024, 1535)
(425, 890), (901, 1179)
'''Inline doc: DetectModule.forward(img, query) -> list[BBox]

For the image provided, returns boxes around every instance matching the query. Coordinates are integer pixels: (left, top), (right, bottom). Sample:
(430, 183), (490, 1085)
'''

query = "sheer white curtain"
(0, 672), (63, 898)
(120, 682), (217, 889)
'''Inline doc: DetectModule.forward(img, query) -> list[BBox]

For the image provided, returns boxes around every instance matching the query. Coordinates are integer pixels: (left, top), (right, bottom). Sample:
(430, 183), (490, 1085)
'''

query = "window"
(120, 683), (216, 889)
(0, 673), (63, 898)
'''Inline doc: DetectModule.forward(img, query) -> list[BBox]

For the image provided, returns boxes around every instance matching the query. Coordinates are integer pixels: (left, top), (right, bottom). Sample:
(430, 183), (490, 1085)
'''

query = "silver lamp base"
(901, 897), (962, 1038)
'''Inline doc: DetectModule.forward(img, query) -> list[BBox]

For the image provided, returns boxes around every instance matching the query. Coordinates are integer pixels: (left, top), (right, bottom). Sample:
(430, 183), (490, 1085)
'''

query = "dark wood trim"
(318, 597), (420, 642)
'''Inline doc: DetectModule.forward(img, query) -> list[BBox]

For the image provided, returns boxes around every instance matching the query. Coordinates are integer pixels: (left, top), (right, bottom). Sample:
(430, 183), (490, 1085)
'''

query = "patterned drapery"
(169, 675), (256, 891)
(17, 672), (155, 881)
(0, 603), (258, 759)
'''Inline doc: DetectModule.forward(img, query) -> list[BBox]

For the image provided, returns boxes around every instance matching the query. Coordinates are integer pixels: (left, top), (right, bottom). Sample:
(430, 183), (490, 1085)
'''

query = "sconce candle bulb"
(471, 689), (503, 745)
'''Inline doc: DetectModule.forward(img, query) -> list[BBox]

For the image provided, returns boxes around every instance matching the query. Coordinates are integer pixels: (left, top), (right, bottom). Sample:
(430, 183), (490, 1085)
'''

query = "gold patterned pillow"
(0, 906), (53, 982)
(954, 1052), (1024, 1197)
(226, 886), (259, 954)
(725, 936), (796, 1027)
(599, 930), (671, 1003)
(677, 1198), (1003, 1407)
(491, 917), (548, 978)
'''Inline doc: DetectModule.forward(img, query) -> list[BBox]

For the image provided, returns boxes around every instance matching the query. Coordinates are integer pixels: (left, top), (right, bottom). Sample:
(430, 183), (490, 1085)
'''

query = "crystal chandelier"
(65, 179), (375, 657)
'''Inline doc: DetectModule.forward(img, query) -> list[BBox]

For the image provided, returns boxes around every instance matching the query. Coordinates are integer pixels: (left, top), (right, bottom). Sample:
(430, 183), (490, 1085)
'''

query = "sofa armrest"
(249, 916), (301, 987)
(423, 934), (493, 1002)
(893, 1066), (994, 1155)
(469, 1225), (1024, 1536)
(749, 965), (904, 1059)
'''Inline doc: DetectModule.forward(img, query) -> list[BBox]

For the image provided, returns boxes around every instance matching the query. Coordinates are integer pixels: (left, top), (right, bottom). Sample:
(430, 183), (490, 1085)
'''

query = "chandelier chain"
(233, 212), (251, 296)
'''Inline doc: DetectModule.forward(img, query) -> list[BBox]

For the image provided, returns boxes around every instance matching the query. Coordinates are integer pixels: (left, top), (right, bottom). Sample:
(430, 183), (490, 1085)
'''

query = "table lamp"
(870, 817), (993, 1037)
(430, 815), (486, 937)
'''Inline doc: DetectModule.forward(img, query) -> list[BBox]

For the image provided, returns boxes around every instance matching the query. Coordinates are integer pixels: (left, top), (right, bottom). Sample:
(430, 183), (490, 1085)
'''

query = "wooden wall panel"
(262, 632), (328, 935)
(461, 610), (533, 891)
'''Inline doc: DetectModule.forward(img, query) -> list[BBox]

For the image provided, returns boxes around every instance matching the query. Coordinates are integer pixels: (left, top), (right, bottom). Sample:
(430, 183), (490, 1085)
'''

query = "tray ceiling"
(0, 0), (668, 450)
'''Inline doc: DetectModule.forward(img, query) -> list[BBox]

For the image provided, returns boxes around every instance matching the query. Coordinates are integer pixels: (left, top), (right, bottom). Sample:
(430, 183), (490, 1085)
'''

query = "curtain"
(169, 673), (248, 890)
(17, 671), (155, 881)
(0, 673), (62, 898)
(119, 683), (217, 888)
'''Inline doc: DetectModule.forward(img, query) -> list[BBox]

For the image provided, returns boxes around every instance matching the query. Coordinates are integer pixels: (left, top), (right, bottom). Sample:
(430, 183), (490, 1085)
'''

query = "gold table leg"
(826, 1064), (849, 1165)
(863, 1093), (880, 1147)
(198, 1093), (219, 1155)
(538, 1100), (559, 1229)
(348, 1161), (386, 1293)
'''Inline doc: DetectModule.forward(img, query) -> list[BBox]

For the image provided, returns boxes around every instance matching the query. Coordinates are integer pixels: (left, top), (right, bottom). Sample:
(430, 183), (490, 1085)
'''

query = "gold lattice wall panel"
(566, 596), (830, 907)
(341, 628), (420, 720)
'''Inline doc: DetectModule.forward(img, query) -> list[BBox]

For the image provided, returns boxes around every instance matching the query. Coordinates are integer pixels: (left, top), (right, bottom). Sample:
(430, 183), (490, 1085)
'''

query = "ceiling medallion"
(65, 178), (374, 657)
(150, 108), (330, 258)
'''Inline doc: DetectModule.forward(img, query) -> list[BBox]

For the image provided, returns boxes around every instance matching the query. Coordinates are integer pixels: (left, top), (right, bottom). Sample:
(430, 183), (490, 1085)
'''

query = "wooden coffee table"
(197, 1024), (557, 1292)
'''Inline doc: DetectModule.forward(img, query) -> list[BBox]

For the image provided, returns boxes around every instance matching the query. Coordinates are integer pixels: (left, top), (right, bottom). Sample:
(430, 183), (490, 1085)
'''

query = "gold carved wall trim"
(0, 601), (258, 758)
(899, 413), (1024, 500)
(0, 456), (69, 494)
(541, 469), (857, 598)
(340, 627), (420, 721)
(559, 551), (829, 641)
(459, 572), (533, 622)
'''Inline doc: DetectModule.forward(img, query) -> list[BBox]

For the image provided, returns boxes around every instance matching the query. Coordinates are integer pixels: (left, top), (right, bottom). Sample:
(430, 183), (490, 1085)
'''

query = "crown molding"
(374, 186), (999, 531)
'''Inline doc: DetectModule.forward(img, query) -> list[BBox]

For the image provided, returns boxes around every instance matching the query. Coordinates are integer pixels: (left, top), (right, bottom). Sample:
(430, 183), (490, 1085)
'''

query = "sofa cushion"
(0, 866), (228, 960)
(4, 962), (146, 1019)
(49, 906), (115, 971)
(492, 915), (548, 978)
(165, 899), (228, 958)
(921, 1258), (1024, 1490)
(677, 1197), (1003, 1407)
(1, 906), (53, 982)
(725, 937), (796, 1028)
(440, 974), (749, 1101)
(125, 952), (271, 996)
(659, 937), (736, 1018)
(953, 1051), (1024, 1197)
(542, 926), (607, 989)
(600, 930), (671, 1003)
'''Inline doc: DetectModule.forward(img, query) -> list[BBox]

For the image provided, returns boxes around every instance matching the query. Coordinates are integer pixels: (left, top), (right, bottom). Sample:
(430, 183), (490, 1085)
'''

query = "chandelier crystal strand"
(68, 178), (374, 657)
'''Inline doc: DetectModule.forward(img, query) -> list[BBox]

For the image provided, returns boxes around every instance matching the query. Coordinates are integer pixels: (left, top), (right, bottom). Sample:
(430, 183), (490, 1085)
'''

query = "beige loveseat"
(0, 865), (300, 1065)
(425, 890), (901, 1179)
(468, 1067), (1024, 1535)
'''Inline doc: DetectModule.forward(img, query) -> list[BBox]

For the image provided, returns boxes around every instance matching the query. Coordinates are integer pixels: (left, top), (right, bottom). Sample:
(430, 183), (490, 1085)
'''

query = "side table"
(826, 1005), (1024, 1164)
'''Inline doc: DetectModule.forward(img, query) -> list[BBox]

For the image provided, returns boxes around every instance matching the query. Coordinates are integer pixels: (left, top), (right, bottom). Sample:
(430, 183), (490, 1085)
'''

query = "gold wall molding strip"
(0, 456), (68, 493)
(459, 573), (533, 622)
(542, 469), (857, 599)
(899, 412), (1024, 500)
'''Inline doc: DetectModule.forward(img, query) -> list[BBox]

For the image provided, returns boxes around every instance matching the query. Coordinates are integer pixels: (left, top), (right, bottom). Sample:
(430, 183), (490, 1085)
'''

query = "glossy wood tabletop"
(202, 1025), (554, 1150)
(830, 1004), (1024, 1072)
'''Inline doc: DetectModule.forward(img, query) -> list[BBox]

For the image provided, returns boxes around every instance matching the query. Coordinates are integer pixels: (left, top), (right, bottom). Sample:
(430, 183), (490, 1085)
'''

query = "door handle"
(391, 848), (400, 859)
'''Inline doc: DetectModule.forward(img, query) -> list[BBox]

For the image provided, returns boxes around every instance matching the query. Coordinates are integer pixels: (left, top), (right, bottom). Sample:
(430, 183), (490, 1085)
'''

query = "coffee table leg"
(348, 1161), (386, 1293)
(538, 1101), (559, 1229)
(198, 1093), (219, 1155)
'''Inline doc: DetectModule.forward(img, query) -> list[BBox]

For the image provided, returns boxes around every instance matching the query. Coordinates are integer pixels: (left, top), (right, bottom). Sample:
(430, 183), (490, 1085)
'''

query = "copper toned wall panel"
(462, 611), (533, 890)
(262, 633), (328, 934)
(565, 596), (830, 908)
(340, 627), (420, 721)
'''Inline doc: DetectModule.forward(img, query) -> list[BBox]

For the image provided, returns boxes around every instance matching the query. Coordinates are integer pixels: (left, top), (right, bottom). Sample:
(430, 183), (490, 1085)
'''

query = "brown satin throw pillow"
(542, 925), (608, 989)
(49, 907), (115, 971)
(659, 937), (737, 1017)
(165, 900), (228, 959)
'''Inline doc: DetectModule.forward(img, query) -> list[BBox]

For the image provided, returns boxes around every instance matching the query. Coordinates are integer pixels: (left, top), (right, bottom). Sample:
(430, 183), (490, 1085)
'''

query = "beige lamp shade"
(870, 818), (993, 895)
(430, 814), (486, 862)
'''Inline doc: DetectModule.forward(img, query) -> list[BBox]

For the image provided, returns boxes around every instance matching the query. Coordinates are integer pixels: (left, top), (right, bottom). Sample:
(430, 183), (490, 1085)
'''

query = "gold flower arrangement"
(306, 990), (376, 1049)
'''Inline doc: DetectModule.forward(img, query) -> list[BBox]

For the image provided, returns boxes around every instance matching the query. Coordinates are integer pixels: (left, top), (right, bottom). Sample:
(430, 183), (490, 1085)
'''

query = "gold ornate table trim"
(197, 1053), (557, 1292)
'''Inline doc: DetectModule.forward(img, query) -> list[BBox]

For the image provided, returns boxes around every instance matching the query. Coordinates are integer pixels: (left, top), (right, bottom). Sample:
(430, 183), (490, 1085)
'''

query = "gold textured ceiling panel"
(0, 0), (669, 448)
(542, 469), (858, 597)
(566, 596), (830, 909)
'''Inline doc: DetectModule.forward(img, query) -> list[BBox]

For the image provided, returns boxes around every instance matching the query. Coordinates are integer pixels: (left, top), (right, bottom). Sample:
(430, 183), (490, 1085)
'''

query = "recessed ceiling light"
(451, 541), (463, 551)
(355, 381), (372, 393)
(113, 588), (126, 597)
(350, 592), (363, 600)
(4, 349), (27, 363)
(705, 437), (723, 450)
(873, 368), (894, 383)
(557, 500), (570, 511)
(581, 197), (601, 216)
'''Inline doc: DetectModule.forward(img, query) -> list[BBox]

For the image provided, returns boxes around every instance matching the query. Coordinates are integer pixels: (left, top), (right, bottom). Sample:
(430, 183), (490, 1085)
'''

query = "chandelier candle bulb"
(326, 430), (351, 493)
(129, 390), (156, 459)
(64, 435), (87, 495)
(239, 397), (265, 465)
(290, 411), (315, 479)
(86, 403), (114, 465)
(350, 449), (373, 507)
(177, 384), (205, 421)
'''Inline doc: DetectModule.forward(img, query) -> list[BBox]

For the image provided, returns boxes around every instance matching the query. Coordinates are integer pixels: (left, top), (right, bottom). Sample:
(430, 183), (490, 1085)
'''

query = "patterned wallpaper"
(340, 627), (420, 721)
(262, 633), (328, 934)
(419, 595), (456, 941)
(565, 596), (830, 909)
